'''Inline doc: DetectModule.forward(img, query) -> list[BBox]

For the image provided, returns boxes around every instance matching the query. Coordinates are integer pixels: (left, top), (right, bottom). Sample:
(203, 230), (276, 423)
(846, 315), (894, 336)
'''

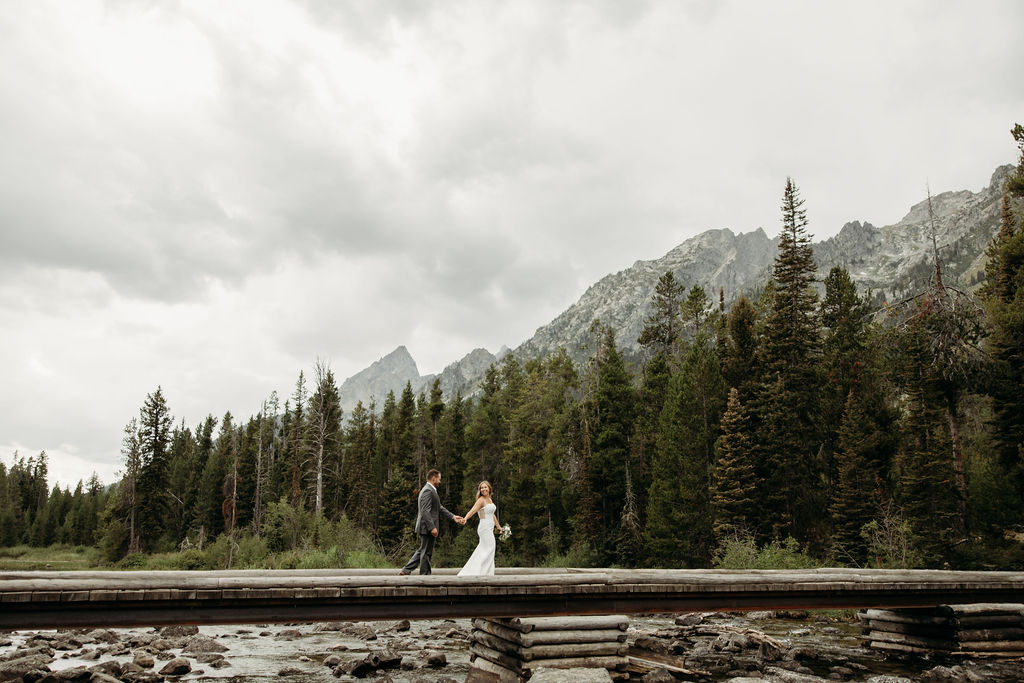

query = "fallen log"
(469, 655), (524, 682)
(495, 615), (629, 633)
(859, 609), (951, 626)
(471, 631), (626, 661)
(524, 655), (628, 672)
(866, 630), (957, 650)
(473, 619), (627, 646)
(471, 642), (526, 676)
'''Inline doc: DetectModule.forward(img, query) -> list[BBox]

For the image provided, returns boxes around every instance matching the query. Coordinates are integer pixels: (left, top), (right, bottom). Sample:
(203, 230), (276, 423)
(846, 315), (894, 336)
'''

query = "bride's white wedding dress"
(458, 503), (496, 576)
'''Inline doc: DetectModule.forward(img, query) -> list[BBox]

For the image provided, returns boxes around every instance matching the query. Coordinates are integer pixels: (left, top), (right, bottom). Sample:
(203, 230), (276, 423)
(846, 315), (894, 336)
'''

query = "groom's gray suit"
(401, 480), (455, 575)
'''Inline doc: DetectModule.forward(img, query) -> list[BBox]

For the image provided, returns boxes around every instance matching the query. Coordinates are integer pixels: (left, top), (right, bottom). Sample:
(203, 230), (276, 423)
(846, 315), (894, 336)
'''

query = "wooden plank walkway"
(1, 567), (1022, 629)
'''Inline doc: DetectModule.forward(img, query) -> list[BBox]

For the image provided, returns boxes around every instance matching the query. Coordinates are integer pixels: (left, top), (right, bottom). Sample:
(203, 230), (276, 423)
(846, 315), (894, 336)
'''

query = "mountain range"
(337, 165), (1012, 412)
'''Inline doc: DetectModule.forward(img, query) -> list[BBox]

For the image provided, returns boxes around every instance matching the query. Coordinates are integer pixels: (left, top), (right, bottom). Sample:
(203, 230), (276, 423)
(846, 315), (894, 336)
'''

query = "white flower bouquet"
(499, 524), (512, 542)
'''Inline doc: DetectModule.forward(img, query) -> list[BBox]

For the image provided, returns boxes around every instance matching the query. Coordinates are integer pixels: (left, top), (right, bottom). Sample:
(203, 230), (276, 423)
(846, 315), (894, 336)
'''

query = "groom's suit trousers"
(402, 533), (437, 575)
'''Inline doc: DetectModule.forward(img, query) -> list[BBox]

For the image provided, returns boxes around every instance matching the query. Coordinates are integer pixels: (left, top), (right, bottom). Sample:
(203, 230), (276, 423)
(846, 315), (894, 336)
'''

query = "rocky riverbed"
(1, 612), (1022, 682)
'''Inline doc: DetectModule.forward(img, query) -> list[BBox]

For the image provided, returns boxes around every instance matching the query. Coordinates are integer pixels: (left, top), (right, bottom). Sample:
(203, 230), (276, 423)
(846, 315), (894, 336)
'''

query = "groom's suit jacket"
(415, 482), (455, 535)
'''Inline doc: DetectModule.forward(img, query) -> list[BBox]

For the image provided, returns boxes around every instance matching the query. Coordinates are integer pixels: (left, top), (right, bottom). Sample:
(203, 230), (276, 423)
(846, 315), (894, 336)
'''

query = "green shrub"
(713, 531), (819, 570)
(116, 553), (148, 569)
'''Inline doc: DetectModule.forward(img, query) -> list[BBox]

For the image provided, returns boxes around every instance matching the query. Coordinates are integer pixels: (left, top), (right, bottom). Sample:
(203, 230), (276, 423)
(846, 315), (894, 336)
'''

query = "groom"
(399, 469), (464, 575)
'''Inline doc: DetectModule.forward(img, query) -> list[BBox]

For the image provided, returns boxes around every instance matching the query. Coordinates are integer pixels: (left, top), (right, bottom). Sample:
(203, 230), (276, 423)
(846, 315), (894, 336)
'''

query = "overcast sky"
(2, 0), (1022, 488)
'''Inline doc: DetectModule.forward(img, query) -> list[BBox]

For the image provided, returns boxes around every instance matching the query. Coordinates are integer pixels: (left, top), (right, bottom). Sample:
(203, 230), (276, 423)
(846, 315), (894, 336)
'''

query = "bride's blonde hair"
(476, 481), (493, 499)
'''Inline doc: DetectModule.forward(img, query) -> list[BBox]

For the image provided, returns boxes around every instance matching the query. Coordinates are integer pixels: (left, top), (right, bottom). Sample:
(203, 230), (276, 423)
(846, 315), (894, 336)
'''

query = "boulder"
(88, 661), (123, 678)
(322, 655), (342, 668)
(84, 630), (120, 645)
(277, 667), (305, 676)
(375, 650), (402, 670)
(532, 668), (613, 682)
(36, 666), (90, 682)
(713, 632), (750, 652)
(675, 613), (705, 626)
(0, 655), (52, 682)
(132, 653), (155, 669)
(425, 652), (447, 668)
(89, 674), (123, 683)
(7, 646), (54, 662)
(275, 630), (303, 640)
(182, 636), (228, 654)
(159, 625), (199, 638)
(148, 638), (177, 651)
(121, 672), (164, 683)
(194, 653), (225, 664)
(158, 657), (192, 676)
(79, 650), (101, 661)
(642, 669), (676, 683)
(919, 666), (985, 683)
(394, 619), (411, 632)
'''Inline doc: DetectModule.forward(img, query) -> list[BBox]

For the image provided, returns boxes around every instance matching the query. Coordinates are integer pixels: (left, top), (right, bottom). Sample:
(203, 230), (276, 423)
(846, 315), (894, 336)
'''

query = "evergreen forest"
(4, 127), (1024, 572)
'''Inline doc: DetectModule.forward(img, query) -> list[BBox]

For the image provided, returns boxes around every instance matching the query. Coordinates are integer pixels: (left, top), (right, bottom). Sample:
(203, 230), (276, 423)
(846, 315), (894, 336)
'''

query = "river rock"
(394, 619), (411, 632)
(79, 649), (101, 661)
(746, 611), (777, 620)
(919, 666), (985, 683)
(182, 636), (228, 653)
(121, 672), (164, 683)
(85, 629), (120, 644)
(714, 632), (750, 652)
(0, 655), (51, 681)
(159, 625), (199, 638)
(132, 653), (155, 669)
(322, 654), (343, 668)
(374, 650), (402, 669)
(275, 629), (303, 640)
(88, 661), (123, 677)
(329, 643), (349, 651)
(7, 645), (54, 661)
(37, 665), (91, 682)
(764, 666), (831, 681)
(400, 656), (417, 670)
(278, 666), (306, 676)
(51, 639), (82, 651)
(533, 667), (613, 682)
(675, 613), (705, 626)
(148, 638), (177, 651)
(642, 670), (676, 683)
(865, 678), (913, 683)
(786, 646), (818, 661)
(89, 674), (123, 683)
(157, 658), (191, 676)
(425, 652), (446, 668)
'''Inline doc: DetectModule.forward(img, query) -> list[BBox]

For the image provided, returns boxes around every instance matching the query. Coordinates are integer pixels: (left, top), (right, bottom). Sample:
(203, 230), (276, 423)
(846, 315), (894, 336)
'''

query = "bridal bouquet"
(499, 524), (512, 542)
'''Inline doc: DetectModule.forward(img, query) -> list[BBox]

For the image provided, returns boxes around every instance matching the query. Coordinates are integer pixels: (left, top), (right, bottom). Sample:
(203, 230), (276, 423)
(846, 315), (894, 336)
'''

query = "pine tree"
(136, 387), (173, 549)
(712, 388), (757, 540)
(588, 327), (637, 565)
(981, 125), (1024, 498)
(758, 178), (824, 543)
(721, 294), (761, 401)
(830, 387), (884, 564)
(638, 270), (684, 355)
(307, 360), (343, 516)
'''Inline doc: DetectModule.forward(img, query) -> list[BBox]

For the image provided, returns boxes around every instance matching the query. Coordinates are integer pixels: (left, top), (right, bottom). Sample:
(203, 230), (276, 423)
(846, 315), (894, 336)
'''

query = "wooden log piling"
(859, 603), (1024, 657)
(468, 614), (630, 681)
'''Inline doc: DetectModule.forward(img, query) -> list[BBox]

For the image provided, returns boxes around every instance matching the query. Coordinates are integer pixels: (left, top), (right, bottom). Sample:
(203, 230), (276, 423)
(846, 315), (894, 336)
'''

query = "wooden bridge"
(2, 567), (1022, 630)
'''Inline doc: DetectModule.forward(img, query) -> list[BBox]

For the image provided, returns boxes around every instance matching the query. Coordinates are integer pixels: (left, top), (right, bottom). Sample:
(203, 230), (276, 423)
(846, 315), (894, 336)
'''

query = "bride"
(457, 480), (503, 577)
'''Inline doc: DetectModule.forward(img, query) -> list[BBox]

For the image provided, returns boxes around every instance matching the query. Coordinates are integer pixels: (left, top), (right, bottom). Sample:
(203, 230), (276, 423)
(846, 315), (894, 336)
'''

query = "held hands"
(454, 515), (467, 525)
(431, 528), (438, 537)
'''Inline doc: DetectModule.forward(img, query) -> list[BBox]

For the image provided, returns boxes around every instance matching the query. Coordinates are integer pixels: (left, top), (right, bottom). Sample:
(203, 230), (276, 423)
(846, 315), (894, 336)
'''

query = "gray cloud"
(2, 0), (1024, 486)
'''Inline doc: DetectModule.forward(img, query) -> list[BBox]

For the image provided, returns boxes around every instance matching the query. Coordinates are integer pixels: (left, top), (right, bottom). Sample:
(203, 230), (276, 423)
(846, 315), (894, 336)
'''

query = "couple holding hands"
(398, 469), (502, 577)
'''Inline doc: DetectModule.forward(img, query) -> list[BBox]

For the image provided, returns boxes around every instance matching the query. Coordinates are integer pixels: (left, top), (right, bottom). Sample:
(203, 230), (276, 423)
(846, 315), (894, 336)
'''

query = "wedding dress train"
(457, 503), (496, 576)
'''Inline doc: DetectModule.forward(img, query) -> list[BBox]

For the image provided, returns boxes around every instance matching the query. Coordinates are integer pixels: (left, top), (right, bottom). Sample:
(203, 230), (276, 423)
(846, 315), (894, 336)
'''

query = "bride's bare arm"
(463, 498), (484, 520)
(493, 513), (501, 534)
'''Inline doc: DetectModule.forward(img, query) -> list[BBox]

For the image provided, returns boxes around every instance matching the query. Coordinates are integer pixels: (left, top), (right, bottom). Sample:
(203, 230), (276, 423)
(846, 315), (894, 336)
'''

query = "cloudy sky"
(2, 0), (1022, 488)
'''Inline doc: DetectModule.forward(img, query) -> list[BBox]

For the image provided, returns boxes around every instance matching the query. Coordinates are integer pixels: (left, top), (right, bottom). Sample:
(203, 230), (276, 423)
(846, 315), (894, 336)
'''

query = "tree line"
(4, 126), (1024, 570)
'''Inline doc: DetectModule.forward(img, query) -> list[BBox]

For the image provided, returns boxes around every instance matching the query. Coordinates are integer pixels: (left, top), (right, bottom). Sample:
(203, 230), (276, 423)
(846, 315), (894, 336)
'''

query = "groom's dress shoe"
(398, 571), (409, 576)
